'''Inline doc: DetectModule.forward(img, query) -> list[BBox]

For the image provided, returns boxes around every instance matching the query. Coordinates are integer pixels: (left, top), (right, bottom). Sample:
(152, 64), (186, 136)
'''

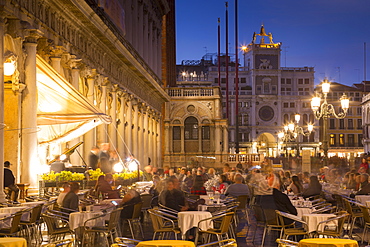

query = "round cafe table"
(298, 238), (358, 247)
(0, 237), (27, 247)
(136, 240), (195, 247)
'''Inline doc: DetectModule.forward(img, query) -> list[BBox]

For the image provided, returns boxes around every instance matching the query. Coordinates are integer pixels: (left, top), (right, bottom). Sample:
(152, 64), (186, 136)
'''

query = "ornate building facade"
(0, 0), (173, 191)
(175, 26), (318, 165)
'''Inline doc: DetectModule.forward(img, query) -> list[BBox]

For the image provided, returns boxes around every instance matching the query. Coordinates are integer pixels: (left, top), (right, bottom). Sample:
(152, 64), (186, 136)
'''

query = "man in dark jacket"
(4, 161), (19, 202)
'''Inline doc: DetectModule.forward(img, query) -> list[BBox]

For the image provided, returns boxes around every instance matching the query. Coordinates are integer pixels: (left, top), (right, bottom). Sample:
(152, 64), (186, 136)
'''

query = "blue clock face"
(259, 106), (274, 121)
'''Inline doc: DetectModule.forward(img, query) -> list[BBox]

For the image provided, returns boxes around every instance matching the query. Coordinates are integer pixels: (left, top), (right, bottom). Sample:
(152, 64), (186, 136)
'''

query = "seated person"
(62, 182), (80, 212)
(159, 179), (188, 212)
(225, 175), (250, 198)
(50, 155), (66, 173)
(190, 174), (207, 195)
(4, 161), (19, 202)
(355, 173), (370, 195)
(95, 174), (120, 199)
(120, 189), (141, 223)
(268, 172), (297, 216)
(302, 176), (322, 199)
(57, 182), (71, 206)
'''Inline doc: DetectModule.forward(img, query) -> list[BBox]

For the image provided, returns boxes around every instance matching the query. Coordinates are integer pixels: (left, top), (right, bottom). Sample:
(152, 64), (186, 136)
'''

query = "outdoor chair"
(140, 194), (153, 222)
(148, 208), (180, 240)
(194, 212), (234, 245)
(262, 208), (287, 245)
(275, 210), (309, 241)
(82, 208), (122, 246)
(343, 198), (363, 238)
(125, 201), (144, 239)
(41, 213), (73, 243)
(358, 204), (370, 243)
(251, 204), (266, 244)
(20, 204), (43, 244)
(0, 211), (23, 237)
(314, 211), (349, 238)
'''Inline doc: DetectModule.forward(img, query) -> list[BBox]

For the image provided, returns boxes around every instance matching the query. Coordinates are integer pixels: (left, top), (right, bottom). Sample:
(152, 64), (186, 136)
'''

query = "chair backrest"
(252, 204), (265, 224)
(148, 209), (162, 231)
(236, 195), (249, 210)
(9, 212), (23, 234)
(108, 208), (123, 231)
(141, 194), (153, 210)
(29, 204), (43, 223)
(218, 212), (234, 234)
(359, 204), (370, 223)
(343, 199), (356, 215)
(41, 214), (58, 234)
(263, 208), (280, 226)
(131, 202), (143, 220)
(336, 212), (349, 234)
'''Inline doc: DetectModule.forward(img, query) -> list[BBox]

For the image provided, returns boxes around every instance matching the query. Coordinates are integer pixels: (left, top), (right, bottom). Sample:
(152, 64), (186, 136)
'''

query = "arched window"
(184, 117), (198, 140)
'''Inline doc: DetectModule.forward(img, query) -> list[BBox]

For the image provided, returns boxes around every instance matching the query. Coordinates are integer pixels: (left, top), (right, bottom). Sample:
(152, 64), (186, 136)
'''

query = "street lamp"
(278, 113), (313, 157)
(311, 79), (349, 167)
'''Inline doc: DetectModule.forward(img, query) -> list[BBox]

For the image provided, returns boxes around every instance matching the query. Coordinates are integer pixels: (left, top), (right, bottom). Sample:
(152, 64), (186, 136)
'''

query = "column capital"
(49, 45), (66, 58)
(102, 77), (110, 86)
(67, 55), (82, 70)
(23, 29), (43, 43)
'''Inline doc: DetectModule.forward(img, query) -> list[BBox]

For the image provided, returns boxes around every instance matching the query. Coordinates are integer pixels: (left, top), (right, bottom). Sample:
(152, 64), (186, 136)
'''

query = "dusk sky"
(175, 0), (370, 86)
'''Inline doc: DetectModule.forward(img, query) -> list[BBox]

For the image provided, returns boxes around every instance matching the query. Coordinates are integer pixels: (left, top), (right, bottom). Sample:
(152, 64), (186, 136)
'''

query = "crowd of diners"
(55, 156), (370, 238)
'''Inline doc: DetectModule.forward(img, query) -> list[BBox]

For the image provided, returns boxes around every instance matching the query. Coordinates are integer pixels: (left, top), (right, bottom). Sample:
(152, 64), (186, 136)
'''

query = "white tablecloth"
(178, 211), (213, 239)
(69, 211), (105, 230)
(302, 213), (336, 233)
(0, 206), (30, 221)
(355, 195), (370, 205)
(296, 207), (313, 219)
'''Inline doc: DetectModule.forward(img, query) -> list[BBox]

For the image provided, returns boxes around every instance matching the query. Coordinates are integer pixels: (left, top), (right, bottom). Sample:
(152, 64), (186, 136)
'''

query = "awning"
(36, 55), (111, 144)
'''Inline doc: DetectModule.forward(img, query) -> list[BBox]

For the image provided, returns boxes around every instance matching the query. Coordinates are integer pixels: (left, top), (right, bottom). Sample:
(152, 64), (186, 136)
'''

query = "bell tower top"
(252, 24), (277, 45)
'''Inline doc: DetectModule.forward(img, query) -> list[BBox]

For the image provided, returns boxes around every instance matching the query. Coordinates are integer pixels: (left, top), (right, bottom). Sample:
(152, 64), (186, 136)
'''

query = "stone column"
(83, 69), (96, 161)
(137, 107), (143, 164)
(215, 125), (221, 152)
(68, 57), (82, 166)
(143, 106), (149, 165)
(180, 126), (185, 153)
(198, 125), (202, 153)
(49, 46), (65, 75)
(108, 85), (118, 151)
(223, 126), (229, 153)
(0, 18), (7, 202)
(98, 78), (109, 143)
(148, 113), (153, 164)
(164, 123), (170, 154)
(117, 91), (126, 158)
(157, 117), (162, 167)
(132, 99), (139, 158)
(69, 55), (81, 89)
(126, 97), (133, 155)
(22, 30), (42, 188)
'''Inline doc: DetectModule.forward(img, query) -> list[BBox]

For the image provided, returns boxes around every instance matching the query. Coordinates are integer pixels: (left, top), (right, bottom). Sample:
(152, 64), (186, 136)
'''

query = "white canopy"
(36, 55), (111, 144)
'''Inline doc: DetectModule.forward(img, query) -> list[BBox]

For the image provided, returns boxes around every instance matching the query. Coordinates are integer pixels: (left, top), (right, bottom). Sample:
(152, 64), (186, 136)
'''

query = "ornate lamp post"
(311, 79), (349, 167)
(278, 113), (313, 157)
